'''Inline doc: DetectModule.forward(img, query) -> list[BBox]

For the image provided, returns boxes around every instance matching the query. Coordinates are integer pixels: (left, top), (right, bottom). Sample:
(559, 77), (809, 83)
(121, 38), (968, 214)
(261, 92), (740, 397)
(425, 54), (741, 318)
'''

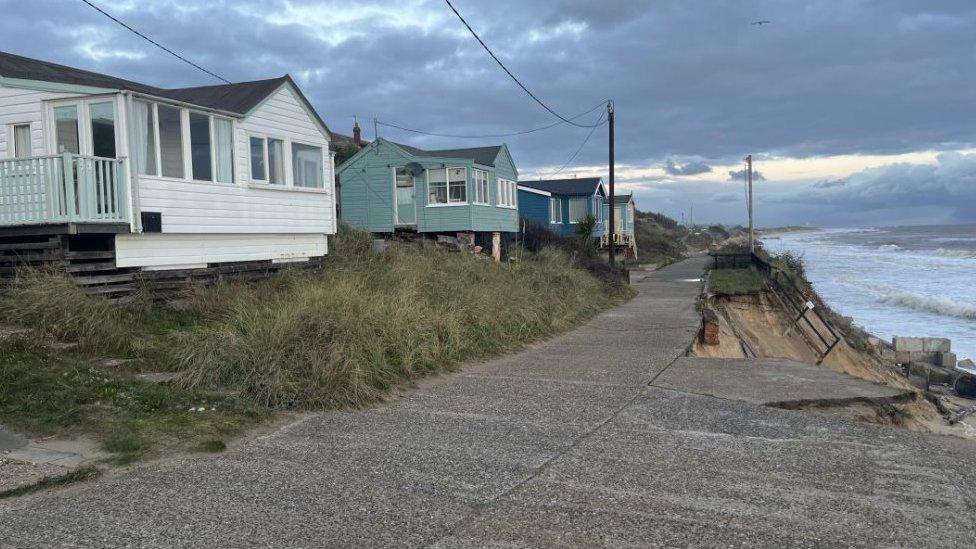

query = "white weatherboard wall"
(135, 84), (333, 235)
(129, 84), (334, 268)
(0, 83), (81, 158)
(115, 233), (328, 268)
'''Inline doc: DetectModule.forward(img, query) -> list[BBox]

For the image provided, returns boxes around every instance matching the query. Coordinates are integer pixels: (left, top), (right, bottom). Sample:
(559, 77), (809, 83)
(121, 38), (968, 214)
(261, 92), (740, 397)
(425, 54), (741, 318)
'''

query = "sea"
(762, 224), (976, 363)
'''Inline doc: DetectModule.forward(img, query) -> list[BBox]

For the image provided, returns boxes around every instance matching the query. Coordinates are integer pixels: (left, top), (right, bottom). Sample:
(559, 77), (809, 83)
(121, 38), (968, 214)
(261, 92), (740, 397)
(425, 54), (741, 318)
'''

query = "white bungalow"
(0, 51), (336, 291)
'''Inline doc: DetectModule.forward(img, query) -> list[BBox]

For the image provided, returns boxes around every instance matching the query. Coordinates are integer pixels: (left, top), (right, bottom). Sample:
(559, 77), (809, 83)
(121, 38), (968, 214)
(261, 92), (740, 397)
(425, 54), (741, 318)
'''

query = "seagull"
(752, 20), (771, 25)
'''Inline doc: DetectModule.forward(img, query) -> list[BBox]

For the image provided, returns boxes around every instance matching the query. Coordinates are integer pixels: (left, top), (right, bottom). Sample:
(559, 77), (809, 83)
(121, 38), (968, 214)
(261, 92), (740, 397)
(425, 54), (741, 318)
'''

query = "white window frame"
(45, 96), (121, 159)
(291, 140), (325, 189)
(568, 197), (587, 224)
(550, 197), (563, 223)
(247, 133), (288, 186)
(497, 178), (516, 208)
(426, 166), (468, 207)
(8, 123), (31, 159)
(472, 168), (489, 204)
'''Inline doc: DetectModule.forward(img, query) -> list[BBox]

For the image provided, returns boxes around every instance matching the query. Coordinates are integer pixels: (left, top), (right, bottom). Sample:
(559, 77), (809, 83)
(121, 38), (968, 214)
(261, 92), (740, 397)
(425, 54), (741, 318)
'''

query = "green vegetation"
(0, 229), (629, 464)
(634, 210), (687, 265)
(708, 267), (765, 295)
(0, 465), (101, 500)
(0, 339), (269, 464)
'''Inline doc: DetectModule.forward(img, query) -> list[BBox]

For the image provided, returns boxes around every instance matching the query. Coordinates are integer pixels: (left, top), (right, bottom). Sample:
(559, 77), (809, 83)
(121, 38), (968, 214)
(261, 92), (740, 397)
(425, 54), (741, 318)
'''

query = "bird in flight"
(752, 20), (771, 25)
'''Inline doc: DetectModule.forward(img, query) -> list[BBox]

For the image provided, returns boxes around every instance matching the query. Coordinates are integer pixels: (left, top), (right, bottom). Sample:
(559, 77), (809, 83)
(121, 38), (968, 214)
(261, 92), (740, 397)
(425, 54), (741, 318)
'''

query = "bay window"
(157, 104), (184, 178)
(250, 137), (266, 181)
(569, 198), (586, 223)
(133, 101), (156, 175)
(189, 112), (212, 181)
(213, 118), (234, 183)
(427, 167), (467, 205)
(268, 138), (284, 185)
(472, 169), (489, 204)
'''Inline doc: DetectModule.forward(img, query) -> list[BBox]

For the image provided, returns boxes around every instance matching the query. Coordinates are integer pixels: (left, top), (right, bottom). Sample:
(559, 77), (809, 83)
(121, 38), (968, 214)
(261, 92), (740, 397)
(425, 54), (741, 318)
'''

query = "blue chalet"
(516, 177), (607, 238)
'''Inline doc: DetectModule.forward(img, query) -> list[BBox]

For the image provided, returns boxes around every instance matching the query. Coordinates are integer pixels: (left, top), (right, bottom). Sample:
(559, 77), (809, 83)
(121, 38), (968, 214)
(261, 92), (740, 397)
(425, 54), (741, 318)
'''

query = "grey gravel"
(2, 257), (975, 548)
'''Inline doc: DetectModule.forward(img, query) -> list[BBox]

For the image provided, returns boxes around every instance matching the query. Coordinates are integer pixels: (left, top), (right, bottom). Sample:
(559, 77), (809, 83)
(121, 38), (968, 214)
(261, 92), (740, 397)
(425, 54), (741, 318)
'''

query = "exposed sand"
(693, 291), (965, 437)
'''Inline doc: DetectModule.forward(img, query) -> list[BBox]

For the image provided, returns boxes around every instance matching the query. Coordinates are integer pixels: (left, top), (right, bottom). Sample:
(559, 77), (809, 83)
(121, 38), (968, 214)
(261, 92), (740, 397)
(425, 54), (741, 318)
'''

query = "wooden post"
(491, 231), (501, 262)
(607, 100), (616, 267)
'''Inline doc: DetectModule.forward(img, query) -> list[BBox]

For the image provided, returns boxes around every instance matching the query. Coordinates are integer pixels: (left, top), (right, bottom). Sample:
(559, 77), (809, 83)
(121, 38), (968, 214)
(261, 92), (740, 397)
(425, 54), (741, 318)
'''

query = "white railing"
(0, 153), (129, 226)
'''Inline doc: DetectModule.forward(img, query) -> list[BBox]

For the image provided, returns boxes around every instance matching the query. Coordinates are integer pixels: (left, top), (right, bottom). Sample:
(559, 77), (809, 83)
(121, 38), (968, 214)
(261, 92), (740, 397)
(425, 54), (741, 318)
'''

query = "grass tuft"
(0, 465), (101, 499)
(196, 439), (227, 453)
(708, 267), (765, 295)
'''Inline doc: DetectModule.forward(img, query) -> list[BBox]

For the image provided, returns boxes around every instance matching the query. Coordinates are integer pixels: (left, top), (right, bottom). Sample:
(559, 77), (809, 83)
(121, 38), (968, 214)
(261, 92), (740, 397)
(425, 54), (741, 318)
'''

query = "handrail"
(0, 153), (129, 226)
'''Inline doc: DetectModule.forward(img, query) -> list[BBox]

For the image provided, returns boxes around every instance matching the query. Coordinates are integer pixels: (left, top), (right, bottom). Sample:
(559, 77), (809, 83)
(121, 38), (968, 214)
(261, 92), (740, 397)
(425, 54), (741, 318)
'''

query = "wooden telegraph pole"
(747, 154), (755, 253)
(607, 100), (616, 267)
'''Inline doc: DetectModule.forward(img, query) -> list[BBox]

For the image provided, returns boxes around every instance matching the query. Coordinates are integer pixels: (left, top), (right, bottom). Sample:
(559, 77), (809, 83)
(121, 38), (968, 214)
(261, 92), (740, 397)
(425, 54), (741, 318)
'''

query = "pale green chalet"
(337, 138), (519, 239)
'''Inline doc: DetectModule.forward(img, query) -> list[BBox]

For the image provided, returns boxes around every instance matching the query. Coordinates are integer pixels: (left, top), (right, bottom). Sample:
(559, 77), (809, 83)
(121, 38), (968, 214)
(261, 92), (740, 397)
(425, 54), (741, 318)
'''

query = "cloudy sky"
(3, 0), (974, 226)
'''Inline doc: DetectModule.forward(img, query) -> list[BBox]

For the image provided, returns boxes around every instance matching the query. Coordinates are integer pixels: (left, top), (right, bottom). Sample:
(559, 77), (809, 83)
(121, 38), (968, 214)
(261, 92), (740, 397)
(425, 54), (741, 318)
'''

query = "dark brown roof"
(0, 51), (328, 132)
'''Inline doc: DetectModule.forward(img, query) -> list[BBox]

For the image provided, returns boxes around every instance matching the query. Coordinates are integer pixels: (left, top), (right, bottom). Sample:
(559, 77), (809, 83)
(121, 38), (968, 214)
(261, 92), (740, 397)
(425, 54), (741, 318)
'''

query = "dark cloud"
(727, 169), (766, 182)
(664, 159), (712, 176)
(813, 179), (847, 189)
(3, 0), (975, 225)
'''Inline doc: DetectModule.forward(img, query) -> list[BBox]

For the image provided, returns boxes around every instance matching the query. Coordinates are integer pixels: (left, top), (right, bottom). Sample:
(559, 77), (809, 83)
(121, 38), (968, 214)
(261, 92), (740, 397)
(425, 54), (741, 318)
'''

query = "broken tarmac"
(2, 257), (976, 547)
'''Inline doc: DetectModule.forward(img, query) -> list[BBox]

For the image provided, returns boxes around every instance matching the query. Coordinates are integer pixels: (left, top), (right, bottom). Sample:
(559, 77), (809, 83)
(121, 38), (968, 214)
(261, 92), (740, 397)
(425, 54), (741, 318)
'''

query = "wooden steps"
(2, 230), (323, 300)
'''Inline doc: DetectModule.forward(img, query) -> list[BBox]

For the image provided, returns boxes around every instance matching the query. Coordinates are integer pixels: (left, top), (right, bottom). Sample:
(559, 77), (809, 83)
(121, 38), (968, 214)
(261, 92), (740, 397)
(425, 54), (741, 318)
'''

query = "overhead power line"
(376, 100), (609, 139)
(78, 0), (231, 84)
(542, 110), (608, 179)
(443, 0), (601, 128)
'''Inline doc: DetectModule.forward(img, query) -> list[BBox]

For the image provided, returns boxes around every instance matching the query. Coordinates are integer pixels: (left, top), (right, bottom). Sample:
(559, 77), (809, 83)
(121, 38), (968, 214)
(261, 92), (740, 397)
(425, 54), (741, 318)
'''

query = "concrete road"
(3, 258), (976, 548)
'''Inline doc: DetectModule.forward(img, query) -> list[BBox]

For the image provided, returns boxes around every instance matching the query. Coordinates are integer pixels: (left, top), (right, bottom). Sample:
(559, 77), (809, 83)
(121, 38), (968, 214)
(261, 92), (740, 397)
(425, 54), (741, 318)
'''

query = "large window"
(89, 102), (116, 159)
(550, 197), (562, 223)
(213, 118), (234, 183)
(12, 124), (30, 158)
(157, 104), (184, 179)
(53, 105), (80, 154)
(250, 137), (266, 181)
(497, 178), (516, 207)
(427, 167), (467, 204)
(472, 169), (489, 204)
(189, 112), (212, 181)
(292, 142), (323, 188)
(569, 198), (587, 223)
(133, 101), (156, 175)
(248, 136), (285, 185)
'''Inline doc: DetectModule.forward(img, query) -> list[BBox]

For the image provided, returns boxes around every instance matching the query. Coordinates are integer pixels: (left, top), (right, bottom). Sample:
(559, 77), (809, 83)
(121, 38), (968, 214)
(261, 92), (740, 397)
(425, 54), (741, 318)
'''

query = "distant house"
(336, 137), (519, 256)
(0, 51), (336, 293)
(603, 193), (637, 259)
(516, 177), (607, 238)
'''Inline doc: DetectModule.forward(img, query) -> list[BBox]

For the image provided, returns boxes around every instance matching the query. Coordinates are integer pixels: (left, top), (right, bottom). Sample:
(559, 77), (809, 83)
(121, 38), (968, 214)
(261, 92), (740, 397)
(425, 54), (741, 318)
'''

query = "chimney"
(353, 121), (362, 147)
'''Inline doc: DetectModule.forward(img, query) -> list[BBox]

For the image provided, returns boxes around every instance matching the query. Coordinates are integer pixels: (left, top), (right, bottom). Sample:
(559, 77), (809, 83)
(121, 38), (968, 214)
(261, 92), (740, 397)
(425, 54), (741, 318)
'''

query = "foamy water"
(762, 225), (976, 363)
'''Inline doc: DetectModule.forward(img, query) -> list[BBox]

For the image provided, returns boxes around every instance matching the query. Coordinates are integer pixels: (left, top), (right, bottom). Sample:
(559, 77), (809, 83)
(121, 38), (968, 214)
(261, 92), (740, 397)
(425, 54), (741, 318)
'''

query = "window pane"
(428, 169), (447, 204)
(89, 102), (116, 158)
(268, 138), (284, 184)
(250, 137), (265, 180)
(158, 105), (184, 178)
(189, 112), (212, 181)
(569, 198), (586, 222)
(214, 118), (234, 183)
(13, 124), (30, 158)
(448, 167), (466, 203)
(54, 105), (79, 154)
(133, 101), (156, 175)
(292, 143), (322, 188)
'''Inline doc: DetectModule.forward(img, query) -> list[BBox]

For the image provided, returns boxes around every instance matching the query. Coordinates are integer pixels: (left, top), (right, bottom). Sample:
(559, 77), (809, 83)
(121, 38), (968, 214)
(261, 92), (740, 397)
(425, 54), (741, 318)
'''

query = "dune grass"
(708, 267), (765, 295)
(0, 231), (630, 463)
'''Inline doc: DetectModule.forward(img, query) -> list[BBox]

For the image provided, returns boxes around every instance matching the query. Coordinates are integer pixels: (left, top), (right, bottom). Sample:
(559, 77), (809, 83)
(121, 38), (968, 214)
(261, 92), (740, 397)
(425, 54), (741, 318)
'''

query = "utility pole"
(747, 154), (754, 253)
(607, 100), (616, 267)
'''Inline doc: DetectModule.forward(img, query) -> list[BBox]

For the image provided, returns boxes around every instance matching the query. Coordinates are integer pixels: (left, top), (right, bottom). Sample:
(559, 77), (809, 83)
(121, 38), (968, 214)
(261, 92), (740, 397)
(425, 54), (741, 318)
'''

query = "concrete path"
(655, 357), (912, 406)
(3, 258), (976, 547)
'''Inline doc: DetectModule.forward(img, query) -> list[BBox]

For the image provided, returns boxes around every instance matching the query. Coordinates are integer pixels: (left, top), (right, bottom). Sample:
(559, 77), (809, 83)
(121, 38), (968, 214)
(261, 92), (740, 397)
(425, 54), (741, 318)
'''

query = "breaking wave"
(878, 244), (901, 251)
(935, 248), (976, 259)
(859, 283), (976, 321)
